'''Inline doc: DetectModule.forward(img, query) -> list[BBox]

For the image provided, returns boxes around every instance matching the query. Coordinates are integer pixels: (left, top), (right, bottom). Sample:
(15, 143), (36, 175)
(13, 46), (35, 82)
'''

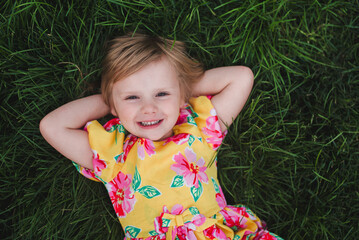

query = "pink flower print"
(176, 107), (191, 125)
(93, 151), (107, 176)
(84, 121), (91, 132)
(106, 172), (136, 218)
(260, 232), (278, 240)
(202, 113), (224, 150)
(164, 133), (190, 146)
(144, 235), (166, 240)
(79, 167), (97, 179)
(203, 225), (229, 240)
(137, 138), (155, 160)
(175, 226), (197, 240)
(171, 148), (208, 188)
(243, 230), (276, 240)
(154, 205), (233, 240)
(191, 214), (206, 227)
(154, 205), (185, 234)
(215, 184), (227, 209)
(216, 193), (227, 209)
(122, 135), (137, 162)
(220, 208), (248, 229)
(154, 205), (198, 240)
(228, 205), (250, 219)
(170, 204), (185, 215)
(154, 212), (168, 235)
(103, 118), (121, 131)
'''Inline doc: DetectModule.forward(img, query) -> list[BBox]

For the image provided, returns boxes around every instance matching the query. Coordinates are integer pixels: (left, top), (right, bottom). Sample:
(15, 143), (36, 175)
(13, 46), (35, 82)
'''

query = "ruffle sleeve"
(73, 118), (126, 183)
(189, 96), (227, 151)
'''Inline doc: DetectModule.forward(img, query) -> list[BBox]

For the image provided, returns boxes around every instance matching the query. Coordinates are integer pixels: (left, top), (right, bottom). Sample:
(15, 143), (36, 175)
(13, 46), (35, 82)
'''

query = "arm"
(192, 66), (254, 132)
(39, 94), (110, 170)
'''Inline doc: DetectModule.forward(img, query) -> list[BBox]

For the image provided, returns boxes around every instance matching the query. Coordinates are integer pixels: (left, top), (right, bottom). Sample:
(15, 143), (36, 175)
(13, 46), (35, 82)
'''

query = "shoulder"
(77, 118), (127, 182)
(189, 96), (226, 150)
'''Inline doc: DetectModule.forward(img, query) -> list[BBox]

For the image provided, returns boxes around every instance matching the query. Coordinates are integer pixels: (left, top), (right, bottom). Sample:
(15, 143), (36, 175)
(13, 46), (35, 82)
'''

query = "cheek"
(116, 104), (136, 122)
(163, 100), (181, 118)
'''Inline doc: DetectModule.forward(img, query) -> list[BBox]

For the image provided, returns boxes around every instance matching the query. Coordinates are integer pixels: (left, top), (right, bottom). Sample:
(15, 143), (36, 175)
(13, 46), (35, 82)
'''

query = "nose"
(141, 99), (158, 114)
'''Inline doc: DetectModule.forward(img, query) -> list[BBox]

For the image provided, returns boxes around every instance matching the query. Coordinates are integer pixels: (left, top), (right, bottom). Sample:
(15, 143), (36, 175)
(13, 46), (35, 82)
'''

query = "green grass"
(1, 0), (358, 239)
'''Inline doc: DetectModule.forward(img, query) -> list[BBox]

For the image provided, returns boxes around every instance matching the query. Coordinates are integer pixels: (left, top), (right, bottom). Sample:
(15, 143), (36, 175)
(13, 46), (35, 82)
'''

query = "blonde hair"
(101, 32), (204, 107)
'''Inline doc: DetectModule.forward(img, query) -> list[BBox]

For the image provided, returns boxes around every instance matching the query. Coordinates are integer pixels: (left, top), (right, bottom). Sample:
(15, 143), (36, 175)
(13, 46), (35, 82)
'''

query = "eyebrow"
(119, 87), (177, 95)
(118, 91), (139, 95)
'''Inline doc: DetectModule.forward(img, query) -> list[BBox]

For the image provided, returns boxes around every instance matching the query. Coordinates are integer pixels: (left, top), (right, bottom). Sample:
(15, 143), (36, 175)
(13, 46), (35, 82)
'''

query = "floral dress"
(74, 96), (283, 240)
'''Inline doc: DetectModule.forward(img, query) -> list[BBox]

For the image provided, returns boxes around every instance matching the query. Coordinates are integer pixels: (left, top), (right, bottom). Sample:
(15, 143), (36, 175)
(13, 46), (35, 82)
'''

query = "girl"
(40, 33), (282, 240)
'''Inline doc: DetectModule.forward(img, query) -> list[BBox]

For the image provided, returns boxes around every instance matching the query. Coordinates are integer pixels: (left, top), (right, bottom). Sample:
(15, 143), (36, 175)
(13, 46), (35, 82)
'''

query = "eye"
(156, 91), (169, 97)
(125, 95), (139, 100)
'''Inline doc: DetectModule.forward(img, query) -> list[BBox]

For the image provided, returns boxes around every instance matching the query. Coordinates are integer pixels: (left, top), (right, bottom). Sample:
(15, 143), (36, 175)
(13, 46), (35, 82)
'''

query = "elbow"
(39, 116), (48, 138)
(39, 115), (54, 140)
(240, 66), (254, 84)
(235, 66), (254, 89)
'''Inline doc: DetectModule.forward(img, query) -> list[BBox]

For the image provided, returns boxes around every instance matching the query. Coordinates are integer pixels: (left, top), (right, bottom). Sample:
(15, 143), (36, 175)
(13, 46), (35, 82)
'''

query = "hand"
(40, 94), (110, 169)
(192, 66), (254, 132)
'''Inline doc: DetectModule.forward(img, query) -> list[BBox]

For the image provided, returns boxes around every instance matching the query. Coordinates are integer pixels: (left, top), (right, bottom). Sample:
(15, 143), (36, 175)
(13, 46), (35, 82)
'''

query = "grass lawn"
(1, 0), (358, 239)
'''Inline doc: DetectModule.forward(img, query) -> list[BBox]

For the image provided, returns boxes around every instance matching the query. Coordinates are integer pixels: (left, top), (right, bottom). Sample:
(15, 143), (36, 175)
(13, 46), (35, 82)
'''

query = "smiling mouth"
(139, 120), (162, 127)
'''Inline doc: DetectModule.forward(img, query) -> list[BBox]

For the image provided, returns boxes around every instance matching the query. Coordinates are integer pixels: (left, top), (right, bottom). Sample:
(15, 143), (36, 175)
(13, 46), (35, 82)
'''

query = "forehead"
(113, 56), (180, 92)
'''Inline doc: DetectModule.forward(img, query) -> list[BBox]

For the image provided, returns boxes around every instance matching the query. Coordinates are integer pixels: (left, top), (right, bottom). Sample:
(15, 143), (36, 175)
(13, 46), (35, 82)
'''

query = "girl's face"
(111, 56), (184, 141)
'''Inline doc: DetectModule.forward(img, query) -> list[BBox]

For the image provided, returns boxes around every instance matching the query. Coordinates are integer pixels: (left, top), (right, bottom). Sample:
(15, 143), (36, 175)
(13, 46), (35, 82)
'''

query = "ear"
(111, 107), (118, 117)
(181, 99), (186, 107)
(180, 95), (186, 107)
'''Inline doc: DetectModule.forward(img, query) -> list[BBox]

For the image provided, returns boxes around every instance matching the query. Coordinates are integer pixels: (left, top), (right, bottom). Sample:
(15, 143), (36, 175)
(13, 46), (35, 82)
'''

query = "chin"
(136, 133), (162, 141)
(151, 133), (172, 141)
(135, 129), (173, 141)
(150, 135), (167, 141)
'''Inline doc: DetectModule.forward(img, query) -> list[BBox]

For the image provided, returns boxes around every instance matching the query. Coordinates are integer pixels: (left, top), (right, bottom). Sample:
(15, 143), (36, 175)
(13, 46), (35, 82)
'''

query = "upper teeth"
(141, 120), (160, 126)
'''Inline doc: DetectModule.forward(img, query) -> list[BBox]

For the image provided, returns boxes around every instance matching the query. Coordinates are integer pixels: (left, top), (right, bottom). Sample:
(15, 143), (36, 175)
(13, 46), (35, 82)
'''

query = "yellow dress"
(74, 96), (283, 240)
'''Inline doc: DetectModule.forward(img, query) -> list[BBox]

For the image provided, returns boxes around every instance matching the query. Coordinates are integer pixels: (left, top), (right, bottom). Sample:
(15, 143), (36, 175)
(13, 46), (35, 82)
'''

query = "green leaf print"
(235, 204), (256, 218)
(132, 166), (141, 192)
(190, 181), (203, 202)
(114, 153), (123, 163)
(109, 124), (125, 133)
(187, 116), (197, 126)
(108, 124), (124, 144)
(162, 218), (170, 227)
(124, 225), (141, 238)
(72, 162), (80, 172)
(108, 125), (116, 133)
(170, 175), (184, 188)
(233, 235), (241, 240)
(188, 135), (195, 146)
(211, 177), (220, 193)
(271, 233), (285, 240)
(149, 230), (158, 236)
(117, 124), (125, 133)
(138, 186), (161, 199)
(186, 105), (198, 118)
(189, 207), (200, 215)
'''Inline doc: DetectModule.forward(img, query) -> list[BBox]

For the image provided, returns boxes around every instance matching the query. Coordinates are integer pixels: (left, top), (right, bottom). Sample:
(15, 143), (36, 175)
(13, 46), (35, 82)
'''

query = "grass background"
(1, 0), (358, 239)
